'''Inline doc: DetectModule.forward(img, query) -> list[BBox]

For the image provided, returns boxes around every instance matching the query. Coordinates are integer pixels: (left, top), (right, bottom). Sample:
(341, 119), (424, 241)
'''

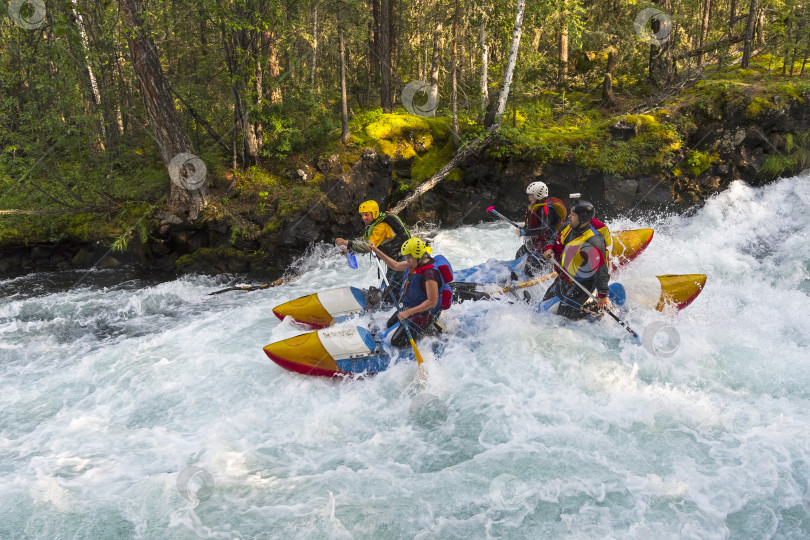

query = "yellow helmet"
(358, 200), (380, 219)
(400, 237), (431, 259)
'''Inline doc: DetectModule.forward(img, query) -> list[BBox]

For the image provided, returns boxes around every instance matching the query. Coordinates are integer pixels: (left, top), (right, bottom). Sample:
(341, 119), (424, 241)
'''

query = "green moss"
(746, 97), (776, 119)
(277, 183), (323, 219)
(684, 150), (718, 177)
(411, 138), (459, 182)
(66, 214), (94, 241)
(352, 112), (452, 161)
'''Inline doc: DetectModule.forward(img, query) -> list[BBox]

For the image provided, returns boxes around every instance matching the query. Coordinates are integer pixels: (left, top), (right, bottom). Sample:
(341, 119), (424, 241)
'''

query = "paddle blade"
(346, 253), (358, 269)
(410, 338), (427, 382)
(486, 205), (495, 212)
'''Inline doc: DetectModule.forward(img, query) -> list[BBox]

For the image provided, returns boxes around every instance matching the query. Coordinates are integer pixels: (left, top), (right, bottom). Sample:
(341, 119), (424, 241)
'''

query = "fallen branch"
(208, 272), (301, 295)
(0, 207), (108, 215)
(389, 126), (498, 215)
(673, 35), (745, 61)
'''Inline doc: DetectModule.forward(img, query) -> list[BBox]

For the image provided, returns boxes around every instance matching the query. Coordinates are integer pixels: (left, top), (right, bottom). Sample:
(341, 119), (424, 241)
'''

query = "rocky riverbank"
(2, 78), (809, 281)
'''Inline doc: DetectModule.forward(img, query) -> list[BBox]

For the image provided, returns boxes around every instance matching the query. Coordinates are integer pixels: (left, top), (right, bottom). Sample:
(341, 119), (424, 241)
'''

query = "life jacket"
(526, 197), (567, 233)
(589, 217), (611, 266)
(363, 212), (411, 259)
(559, 224), (607, 282)
(400, 255), (454, 313)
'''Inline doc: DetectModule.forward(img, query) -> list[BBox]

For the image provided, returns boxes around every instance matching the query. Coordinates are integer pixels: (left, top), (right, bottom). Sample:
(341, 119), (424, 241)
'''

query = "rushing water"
(1, 175), (810, 539)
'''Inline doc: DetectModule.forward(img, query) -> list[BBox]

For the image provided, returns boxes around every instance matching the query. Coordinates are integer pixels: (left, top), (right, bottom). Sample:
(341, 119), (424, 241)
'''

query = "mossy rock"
(746, 97), (778, 120)
(363, 112), (451, 160)
(411, 138), (459, 182)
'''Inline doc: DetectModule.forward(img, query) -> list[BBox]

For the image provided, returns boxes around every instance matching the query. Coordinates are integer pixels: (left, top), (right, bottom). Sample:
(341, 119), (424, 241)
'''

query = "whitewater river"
(1, 175), (810, 539)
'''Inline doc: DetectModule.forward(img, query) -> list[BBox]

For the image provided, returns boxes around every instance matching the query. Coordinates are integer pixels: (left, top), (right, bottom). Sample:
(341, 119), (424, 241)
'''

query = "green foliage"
(759, 130), (810, 180)
(684, 150), (718, 177)
(746, 97), (778, 119)
(411, 139), (460, 182)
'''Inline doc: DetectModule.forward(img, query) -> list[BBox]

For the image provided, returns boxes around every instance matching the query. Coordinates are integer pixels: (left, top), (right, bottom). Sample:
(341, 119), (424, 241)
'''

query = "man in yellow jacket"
(336, 200), (411, 298)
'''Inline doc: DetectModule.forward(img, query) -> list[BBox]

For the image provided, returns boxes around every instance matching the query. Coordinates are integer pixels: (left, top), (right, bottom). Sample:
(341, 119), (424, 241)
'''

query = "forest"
(1, 0), (809, 253)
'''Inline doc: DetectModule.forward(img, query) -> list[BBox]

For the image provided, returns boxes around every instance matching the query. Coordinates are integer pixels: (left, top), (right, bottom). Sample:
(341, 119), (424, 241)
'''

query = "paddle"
(340, 247), (358, 269)
(486, 206), (521, 228)
(372, 252), (427, 381)
(449, 272), (558, 302)
(545, 254), (640, 340)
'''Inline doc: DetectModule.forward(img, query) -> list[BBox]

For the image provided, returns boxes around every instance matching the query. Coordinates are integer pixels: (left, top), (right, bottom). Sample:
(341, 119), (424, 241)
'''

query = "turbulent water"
(1, 174), (810, 539)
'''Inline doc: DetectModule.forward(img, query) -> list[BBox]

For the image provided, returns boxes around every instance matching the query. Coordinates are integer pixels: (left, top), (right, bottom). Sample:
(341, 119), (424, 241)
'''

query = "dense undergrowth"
(1, 55), (809, 253)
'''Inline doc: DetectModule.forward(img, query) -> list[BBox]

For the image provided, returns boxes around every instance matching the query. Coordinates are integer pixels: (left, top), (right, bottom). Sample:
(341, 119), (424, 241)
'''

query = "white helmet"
(526, 181), (548, 200)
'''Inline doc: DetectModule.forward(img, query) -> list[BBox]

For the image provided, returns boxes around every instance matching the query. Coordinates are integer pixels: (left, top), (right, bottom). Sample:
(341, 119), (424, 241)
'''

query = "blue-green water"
(1, 176), (810, 539)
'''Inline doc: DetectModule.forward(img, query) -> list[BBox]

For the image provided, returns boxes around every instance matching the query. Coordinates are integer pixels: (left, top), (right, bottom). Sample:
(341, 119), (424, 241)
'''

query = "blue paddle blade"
(346, 253), (358, 269)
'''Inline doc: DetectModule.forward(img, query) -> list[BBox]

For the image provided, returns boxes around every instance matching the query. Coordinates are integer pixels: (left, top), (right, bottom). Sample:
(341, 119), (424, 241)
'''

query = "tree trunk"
(339, 26), (350, 145)
(118, 0), (209, 219)
(222, 26), (259, 167)
(451, 0), (460, 145)
(255, 47), (264, 150)
(741, 0), (757, 68)
(390, 0), (397, 103)
(429, 21), (442, 116)
(648, 0), (673, 85)
(729, 0), (737, 39)
(492, 0), (526, 124)
(459, 37), (465, 85)
(69, 0), (110, 151)
(311, 2), (318, 94)
(369, 0), (379, 90)
(801, 48), (808, 76)
(264, 30), (282, 104)
(697, 0), (712, 66)
(601, 51), (617, 108)
(479, 19), (488, 123)
(559, 2), (569, 81)
(379, 0), (391, 111)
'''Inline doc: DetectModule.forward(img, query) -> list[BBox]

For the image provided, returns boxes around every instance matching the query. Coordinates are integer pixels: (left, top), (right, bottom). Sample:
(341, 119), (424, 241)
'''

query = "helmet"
(526, 181), (548, 200)
(400, 237), (429, 259)
(570, 200), (595, 223)
(358, 200), (380, 219)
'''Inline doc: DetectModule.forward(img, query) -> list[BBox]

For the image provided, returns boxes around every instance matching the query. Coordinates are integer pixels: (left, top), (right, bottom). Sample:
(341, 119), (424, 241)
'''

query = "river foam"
(1, 174), (809, 538)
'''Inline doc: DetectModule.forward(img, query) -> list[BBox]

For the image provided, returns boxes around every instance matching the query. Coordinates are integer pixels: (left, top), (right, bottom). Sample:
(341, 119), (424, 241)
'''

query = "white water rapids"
(1, 175), (810, 538)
